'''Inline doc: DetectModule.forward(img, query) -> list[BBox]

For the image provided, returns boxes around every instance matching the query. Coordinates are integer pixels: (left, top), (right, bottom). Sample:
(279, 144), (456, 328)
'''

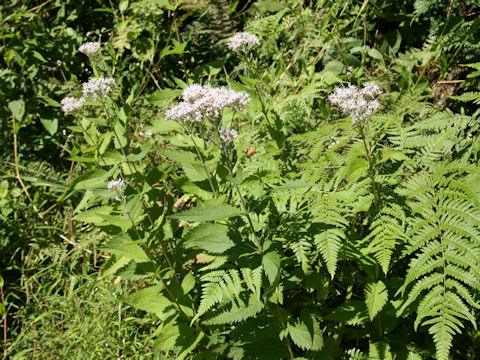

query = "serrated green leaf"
(369, 341), (393, 360)
(98, 214), (132, 230)
(149, 88), (182, 106)
(40, 118), (58, 135)
(125, 286), (171, 315)
(170, 204), (243, 222)
(153, 321), (179, 351)
(8, 100), (25, 121)
(182, 272), (196, 294)
(102, 234), (149, 262)
(288, 317), (323, 351)
(183, 223), (234, 253)
(365, 280), (388, 321)
(74, 206), (113, 224)
(262, 251), (281, 284)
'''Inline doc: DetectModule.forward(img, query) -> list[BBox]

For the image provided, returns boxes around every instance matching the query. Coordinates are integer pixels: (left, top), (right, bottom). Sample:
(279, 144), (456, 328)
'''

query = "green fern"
(397, 165), (480, 360)
(312, 194), (348, 279)
(193, 268), (263, 322)
(364, 204), (407, 274)
(204, 294), (264, 325)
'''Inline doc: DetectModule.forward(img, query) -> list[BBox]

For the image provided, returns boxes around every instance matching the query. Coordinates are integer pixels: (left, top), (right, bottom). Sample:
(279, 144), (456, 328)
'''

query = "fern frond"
(365, 204), (407, 274)
(204, 294), (264, 325)
(291, 238), (312, 274)
(399, 169), (480, 360)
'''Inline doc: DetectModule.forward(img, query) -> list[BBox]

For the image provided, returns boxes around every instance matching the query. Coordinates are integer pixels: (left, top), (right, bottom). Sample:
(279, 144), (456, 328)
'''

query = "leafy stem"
(223, 152), (262, 252)
(185, 126), (218, 198)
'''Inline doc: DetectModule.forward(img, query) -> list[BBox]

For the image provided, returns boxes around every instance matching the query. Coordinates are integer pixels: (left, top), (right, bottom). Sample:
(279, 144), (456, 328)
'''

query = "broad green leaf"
(72, 169), (109, 189)
(365, 280), (388, 321)
(183, 223), (234, 253)
(149, 88), (182, 106)
(177, 332), (204, 360)
(0, 181), (7, 199)
(181, 272), (196, 294)
(162, 149), (197, 164)
(128, 143), (152, 161)
(325, 300), (369, 326)
(125, 286), (172, 315)
(98, 214), (132, 230)
(102, 234), (149, 262)
(369, 342), (393, 360)
(368, 48), (384, 62)
(74, 206), (113, 224)
(8, 100), (25, 121)
(183, 162), (208, 182)
(170, 204), (243, 222)
(153, 321), (179, 351)
(102, 149), (124, 165)
(151, 118), (182, 132)
(119, 0), (129, 12)
(114, 121), (128, 148)
(288, 317), (323, 351)
(133, 37), (154, 61)
(262, 251), (281, 284)
(40, 118), (58, 135)
(101, 256), (132, 277)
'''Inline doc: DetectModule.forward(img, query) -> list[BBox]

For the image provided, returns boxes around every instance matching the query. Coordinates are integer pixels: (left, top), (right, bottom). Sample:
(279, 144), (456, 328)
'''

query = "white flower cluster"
(82, 77), (115, 101)
(165, 84), (250, 123)
(61, 96), (85, 114)
(219, 128), (238, 144)
(108, 178), (126, 201)
(78, 42), (101, 56)
(227, 32), (260, 53)
(328, 82), (382, 124)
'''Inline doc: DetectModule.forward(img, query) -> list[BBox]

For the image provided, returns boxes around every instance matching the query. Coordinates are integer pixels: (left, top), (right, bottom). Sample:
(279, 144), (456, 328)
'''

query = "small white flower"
(182, 84), (207, 102)
(219, 128), (238, 144)
(108, 178), (126, 201)
(56, 59), (63, 67)
(328, 82), (382, 124)
(61, 97), (85, 114)
(227, 32), (260, 53)
(108, 179), (125, 192)
(165, 102), (202, 123)
(82, 77), (115, 100)
(360, 82), (382, 99)
(78, 42), (101, 56)
(166, 85), (250, 123)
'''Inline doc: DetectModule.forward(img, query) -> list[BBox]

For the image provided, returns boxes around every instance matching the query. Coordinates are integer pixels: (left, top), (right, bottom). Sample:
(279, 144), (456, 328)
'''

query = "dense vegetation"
(1, 0), (480, 359)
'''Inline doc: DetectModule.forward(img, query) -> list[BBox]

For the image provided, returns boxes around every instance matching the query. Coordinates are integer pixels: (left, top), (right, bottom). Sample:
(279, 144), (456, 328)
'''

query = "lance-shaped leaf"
(183, 223), (234, 253)
(365, 280), (388, 321)
(170, 204), (243, 222)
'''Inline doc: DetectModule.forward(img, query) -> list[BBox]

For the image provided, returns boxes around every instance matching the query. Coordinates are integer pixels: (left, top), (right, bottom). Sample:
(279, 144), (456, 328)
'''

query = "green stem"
(119, 197), (209, 338)
(358, 122), (380, 210)
(224, 157), (262, 252)
(358, 120), (383, 341)
(254, 84), (287, 167)
(186, 128), (218, 198)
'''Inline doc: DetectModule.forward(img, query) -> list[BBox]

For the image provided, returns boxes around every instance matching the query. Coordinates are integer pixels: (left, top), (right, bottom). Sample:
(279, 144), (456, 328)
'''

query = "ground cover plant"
(1, 0), (480, 359)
